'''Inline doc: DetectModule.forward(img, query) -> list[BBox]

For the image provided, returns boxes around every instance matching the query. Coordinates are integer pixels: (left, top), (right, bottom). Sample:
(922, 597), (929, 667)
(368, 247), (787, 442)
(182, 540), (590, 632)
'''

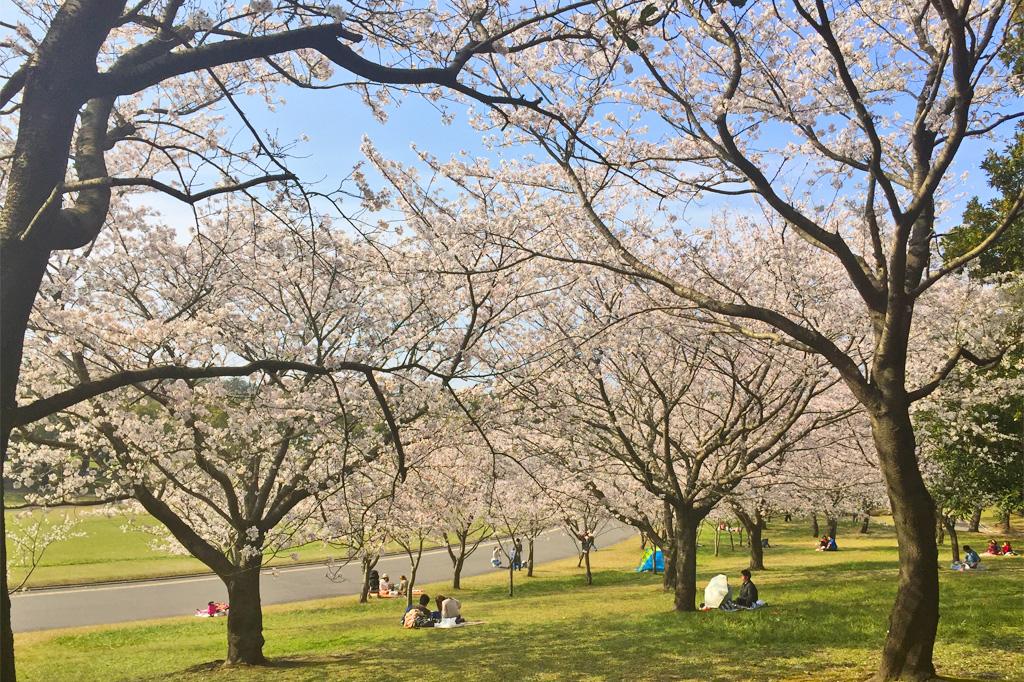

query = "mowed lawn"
(15, 520), (1024, 682)
(5, 506), (466, 587)
(4, 507), (346, 587)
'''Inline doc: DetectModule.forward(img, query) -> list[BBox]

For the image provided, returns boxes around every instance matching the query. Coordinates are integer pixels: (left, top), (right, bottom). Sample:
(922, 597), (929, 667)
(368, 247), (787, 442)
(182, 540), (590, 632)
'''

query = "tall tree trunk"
(733, 507), (765, 570)
(452, 554), (465, 590)
(507, 557), (514, 597)
(1, 242), (51, 682)
(860, 514), (871, 534)
(936, 518), (944, 546)
(662, 539), (677, 590)
(748, 523), (764, 570)
(359, 557), (372, 604)
(583, 548), (592, 585)
(811, 513), (819, 537)
(527, 538), (535, 577)
(967, 507), (982, 533)
(827, 516), (838, 538)
(999, 510), (1011, 534)
(942, 516), (960, 564)
(870, 406), (939, 682)
(672, 512), (701, 612)
(224, 564), (267, 665)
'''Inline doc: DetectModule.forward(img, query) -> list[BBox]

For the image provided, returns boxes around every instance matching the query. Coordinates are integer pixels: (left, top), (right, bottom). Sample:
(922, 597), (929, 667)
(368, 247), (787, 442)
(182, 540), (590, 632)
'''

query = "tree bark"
(967, 507), (982, 533)
(358, 556), (376, 604)
(224, 564), (267, 665)
(999, 510), (1011, 534)
(672, 512), (701, 612)
(860, 514), (871, 534)
(527, 538), (535, 577)
(507, 556), (515, 597)
(733, 506), (765, 570)
(941, 516), (960, 564)
(827, 516), (839, 538)
(936, 518), (944, 545)
(869, 406), (939, 682)
(452, 554), (465, 590)
(583, 547), (592, 585)
(662, 540), (677, 590)
(811, 513), (819, 537)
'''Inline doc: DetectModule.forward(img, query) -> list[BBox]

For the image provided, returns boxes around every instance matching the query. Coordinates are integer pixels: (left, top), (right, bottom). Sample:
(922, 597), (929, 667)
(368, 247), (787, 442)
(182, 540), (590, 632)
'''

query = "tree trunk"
(942, 516), (960, 564)
(583, 548), (592, 585)
(359, 558), (372, 604)
(662, 540), (677, 590)
(869, 406), (939, 682)
(936, 518), (944, 545)
(1000, 510), (1011, 534)
(827, 516), (838, 538)
(527, 538), (535, 577)
(860, 514), (870, 534)
(713, 526), (721, 557)
(507, 556), (514, 597)
(733, 507), (765, 570)
(784, 512), (792, 522)
(748, 523), (765, 571)
(224, 564), (267, 665)
(672, 512), (701, 612)
(967, 507), (982, 533)
(811, 513), (819, 537)
(453, 554), (465, 590)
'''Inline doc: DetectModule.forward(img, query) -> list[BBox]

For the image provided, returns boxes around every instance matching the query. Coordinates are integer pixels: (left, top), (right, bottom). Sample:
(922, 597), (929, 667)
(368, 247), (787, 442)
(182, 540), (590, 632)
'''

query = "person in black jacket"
(734, 569), (759, 607)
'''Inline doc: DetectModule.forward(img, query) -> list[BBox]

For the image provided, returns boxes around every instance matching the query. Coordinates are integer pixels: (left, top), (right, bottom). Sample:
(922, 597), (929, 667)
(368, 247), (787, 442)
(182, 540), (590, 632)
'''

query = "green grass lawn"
(5, 506), (490, 588)
(15, 519), (1024, 682)
(4, 507), (353, 587)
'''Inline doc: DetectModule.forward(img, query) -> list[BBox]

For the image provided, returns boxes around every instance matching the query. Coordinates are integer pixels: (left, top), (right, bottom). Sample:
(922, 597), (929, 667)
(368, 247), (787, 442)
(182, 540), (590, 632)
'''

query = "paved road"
(11, 524), (636, 632)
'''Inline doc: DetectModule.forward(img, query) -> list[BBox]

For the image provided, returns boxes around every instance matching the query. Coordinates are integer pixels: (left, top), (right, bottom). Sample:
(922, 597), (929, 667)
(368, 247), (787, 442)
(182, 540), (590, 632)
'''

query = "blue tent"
(636, 548), (664, 572)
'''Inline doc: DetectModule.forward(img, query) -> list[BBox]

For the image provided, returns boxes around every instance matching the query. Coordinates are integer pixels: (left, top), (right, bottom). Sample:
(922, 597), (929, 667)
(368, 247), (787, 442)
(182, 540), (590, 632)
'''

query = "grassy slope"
(6, 508), (476, 587)
(15, 519), (1023, 682)
(4, 508), (346, 587)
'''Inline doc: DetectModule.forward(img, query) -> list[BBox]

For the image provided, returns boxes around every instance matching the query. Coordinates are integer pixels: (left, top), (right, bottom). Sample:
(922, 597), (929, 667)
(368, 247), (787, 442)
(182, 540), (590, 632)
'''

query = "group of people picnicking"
(954, 539), (1018, 571)
(403, 593), (466, 628)
(815, 535), (839, 551)
(368, 570), (409, 597)
(490, 537), (527, 570)
(985, 539), (1017, 556)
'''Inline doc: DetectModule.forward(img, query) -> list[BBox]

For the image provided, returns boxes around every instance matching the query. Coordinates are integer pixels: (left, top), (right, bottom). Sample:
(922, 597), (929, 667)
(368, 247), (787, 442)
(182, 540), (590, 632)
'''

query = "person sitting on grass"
(963, 546), (981, 569)
(986, 539), (1002, 555)
(1002, 541), (1017, 556)
(380, 574), (392, 593)
(399, 575), (409, 595)
(825, 536), (838, 551)
(403, 594), (434, 628)
(816, 535), (829, 551)
(435, 594), (465, 624)
(491, 546), (502, 567)
(734, 569), (759, 607)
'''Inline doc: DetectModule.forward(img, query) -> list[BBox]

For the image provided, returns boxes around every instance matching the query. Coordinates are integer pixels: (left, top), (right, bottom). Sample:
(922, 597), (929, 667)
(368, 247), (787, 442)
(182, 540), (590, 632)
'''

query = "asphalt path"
(11, 524), (636, 632)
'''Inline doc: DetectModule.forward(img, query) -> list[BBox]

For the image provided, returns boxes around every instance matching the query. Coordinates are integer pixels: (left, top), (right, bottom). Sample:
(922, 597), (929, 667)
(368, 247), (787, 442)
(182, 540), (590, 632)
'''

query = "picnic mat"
(434, 620), (485, 629)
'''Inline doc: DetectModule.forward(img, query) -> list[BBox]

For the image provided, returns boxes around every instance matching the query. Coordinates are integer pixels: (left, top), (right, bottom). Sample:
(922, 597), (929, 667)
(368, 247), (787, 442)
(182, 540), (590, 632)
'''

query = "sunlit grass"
(15, 518), (1024, 681)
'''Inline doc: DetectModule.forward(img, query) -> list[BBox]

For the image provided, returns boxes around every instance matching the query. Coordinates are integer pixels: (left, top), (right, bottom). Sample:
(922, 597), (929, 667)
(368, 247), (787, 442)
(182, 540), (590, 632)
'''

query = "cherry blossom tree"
(501, 279), (848, 611)
(8, 200), (525, 664)
(429, 0), (1024, 675)
(0, 0), (621, 673)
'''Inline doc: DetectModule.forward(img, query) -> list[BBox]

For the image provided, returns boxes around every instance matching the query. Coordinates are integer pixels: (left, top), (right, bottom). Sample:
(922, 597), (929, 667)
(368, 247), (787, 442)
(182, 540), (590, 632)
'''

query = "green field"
(14, 519), (1023, 682)
(4, 507), (351, 588)
(5, 506), (487, 588)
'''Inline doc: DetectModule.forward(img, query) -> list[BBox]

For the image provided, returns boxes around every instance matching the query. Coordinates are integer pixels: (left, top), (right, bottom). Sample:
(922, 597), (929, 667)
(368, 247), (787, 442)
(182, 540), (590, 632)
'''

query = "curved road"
(11, 524), (636, 632)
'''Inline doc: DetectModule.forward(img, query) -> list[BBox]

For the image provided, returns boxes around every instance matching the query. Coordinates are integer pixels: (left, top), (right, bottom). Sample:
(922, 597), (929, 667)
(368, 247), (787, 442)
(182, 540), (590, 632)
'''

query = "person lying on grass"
(734, 570), (759, 608)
